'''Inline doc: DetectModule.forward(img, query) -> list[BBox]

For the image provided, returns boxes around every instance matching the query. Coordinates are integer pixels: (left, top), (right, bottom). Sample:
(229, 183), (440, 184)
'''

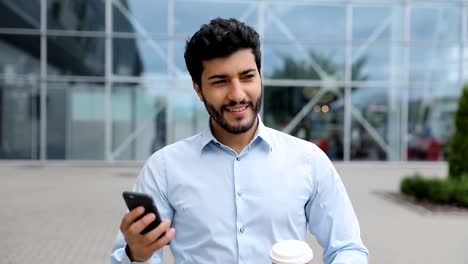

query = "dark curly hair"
(184, 17), (261, 89)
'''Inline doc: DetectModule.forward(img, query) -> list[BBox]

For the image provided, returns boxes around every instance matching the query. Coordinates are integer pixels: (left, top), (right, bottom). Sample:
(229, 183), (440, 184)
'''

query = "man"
(111, 17), (369, 264)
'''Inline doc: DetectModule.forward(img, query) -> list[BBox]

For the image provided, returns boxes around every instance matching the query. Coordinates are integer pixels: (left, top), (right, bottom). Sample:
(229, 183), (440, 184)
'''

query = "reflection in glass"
(171, 91), (208, 142)
(113, 38), (166, 77)
(47, 36), (105, 76)
(0, 0), (40, 29)
(407, 87), (461, 161)
(113, 0), (167, 34)
(0, 35), (40, 76)
(464, 46), (468, 83)
(47, 0), (104, 31)
(47, 82), (105, 160)
(352, 44), (400, 82)
(111, 83), (165, 160)
(410, 44), (460, 84)
(111, 81), (206, 160)
(465, 58), (468, 84)
(353, 5), (402, 42)
(264, 3), (345, 41)
(174, 1), (256, 35)
(263, 85), (344, 161)
(173, 41), (191, 78)
(0, 78), (40, 159)
(263, 44), (345, 80)
(411, 5), (461, 42)
(350, 87), (402, 161)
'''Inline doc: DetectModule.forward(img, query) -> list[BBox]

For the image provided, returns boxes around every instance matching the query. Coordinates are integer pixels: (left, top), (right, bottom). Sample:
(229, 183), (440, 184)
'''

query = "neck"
(210, 118), (259, 154)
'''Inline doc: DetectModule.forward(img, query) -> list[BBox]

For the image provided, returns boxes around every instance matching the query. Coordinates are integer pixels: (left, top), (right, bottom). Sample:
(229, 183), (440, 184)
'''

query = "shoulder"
(146, 132), (204, 164)
(265, 126), (331, 163)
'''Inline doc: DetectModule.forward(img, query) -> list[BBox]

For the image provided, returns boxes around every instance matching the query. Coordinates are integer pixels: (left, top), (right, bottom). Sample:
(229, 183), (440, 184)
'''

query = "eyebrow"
(207, 68), (257, 80)
(240, 69), (257, 75)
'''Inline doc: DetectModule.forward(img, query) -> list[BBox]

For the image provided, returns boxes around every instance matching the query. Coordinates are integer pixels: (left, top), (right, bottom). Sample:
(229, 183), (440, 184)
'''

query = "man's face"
(193, 48), (262, 135)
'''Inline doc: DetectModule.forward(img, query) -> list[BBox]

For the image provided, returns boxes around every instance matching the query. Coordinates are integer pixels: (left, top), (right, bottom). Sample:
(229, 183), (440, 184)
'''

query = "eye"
(243, 74), (255, 80)
(211, 80), (226, 86)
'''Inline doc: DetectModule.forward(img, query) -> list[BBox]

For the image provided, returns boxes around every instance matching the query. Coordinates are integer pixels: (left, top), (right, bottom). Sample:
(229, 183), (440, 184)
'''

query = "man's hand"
(120, 206), (176, 262)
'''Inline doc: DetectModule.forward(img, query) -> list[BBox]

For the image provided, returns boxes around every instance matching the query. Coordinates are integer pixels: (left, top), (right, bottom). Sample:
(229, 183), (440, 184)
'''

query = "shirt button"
(237, 191), (243, 197)
(236, 157), (240, 161)
(240, 227), (244, 233)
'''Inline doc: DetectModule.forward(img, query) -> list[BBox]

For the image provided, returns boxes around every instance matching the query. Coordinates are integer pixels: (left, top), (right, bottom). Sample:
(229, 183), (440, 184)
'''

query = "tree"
(448, 83), (468, 180)
(263, 49), (368, 128)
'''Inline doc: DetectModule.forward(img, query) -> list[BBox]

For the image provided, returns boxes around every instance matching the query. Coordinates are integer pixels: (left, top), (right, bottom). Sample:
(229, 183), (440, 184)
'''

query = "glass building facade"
(1, 0), (467, 161)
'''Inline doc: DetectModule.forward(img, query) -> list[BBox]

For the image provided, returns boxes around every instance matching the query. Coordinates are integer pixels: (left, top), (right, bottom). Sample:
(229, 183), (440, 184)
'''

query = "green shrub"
(401, 174), (430, 199)
(426, 178), (453, 204)
(448, 84), (468, 180)
(400, 83), (468, 208)
(451, 179), (468, 207)
(400, 174), (468, 208)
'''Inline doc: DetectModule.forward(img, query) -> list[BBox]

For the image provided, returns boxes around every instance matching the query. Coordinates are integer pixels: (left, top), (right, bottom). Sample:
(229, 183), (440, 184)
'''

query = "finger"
(149, 228), (176, 251)
(143, 219), (171, 243)
(128, 213), (156, 235)
(120, 206), (145, 232)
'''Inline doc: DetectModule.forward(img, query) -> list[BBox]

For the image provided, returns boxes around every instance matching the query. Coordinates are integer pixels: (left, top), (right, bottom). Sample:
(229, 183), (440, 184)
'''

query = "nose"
(227, 79), (246, 102)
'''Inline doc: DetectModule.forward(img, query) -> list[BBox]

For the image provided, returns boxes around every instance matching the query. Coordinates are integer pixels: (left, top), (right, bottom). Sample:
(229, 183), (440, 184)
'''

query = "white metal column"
(105, 0), (113, 161)
(401, 1), (411, 161)
(460, 2), (467, 89)
(166, 0), (175, 145)
(344, 1), (353, 161)
(258, 0), (265, 118)
(40, 0), (47, 161)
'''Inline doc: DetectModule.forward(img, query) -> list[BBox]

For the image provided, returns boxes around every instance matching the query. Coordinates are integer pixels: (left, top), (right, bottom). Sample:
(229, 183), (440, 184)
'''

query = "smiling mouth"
(226, 105), (248, 112)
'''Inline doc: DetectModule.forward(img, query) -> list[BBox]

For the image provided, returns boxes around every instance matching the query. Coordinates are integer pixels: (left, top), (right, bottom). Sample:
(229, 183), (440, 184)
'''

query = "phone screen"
(122, 191), (165, 236)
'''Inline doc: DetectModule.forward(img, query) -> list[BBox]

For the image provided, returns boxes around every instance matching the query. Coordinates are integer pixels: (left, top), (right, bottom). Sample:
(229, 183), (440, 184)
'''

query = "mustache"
(223, 99), (251, 109)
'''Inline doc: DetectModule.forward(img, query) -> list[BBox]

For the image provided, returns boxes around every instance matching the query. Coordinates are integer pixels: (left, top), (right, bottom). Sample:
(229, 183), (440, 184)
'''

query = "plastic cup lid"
(270, 240), (313, 264)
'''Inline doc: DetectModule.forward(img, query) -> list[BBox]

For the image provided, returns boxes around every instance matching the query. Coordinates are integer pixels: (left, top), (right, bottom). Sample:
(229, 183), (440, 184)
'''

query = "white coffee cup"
(270, 240), (313, 264)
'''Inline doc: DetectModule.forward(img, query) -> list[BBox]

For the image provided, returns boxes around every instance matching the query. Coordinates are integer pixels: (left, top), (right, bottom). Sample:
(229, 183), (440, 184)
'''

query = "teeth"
(228, 106), (247, 112)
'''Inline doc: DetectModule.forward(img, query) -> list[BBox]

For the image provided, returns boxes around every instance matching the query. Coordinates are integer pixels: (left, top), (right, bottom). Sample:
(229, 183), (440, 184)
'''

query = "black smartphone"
(122, 191), (165, 236)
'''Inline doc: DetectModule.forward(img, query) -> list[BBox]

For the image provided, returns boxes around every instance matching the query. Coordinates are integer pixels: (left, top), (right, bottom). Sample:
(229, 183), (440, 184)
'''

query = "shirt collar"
(199, 116), (273, 153)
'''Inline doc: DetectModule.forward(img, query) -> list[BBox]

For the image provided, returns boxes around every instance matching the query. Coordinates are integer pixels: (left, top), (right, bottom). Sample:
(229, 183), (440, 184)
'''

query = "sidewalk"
(1, 162), (467, 264)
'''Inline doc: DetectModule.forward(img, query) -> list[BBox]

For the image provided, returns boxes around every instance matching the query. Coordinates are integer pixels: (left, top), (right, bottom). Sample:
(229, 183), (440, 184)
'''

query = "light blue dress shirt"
(111, 119), (369, 264)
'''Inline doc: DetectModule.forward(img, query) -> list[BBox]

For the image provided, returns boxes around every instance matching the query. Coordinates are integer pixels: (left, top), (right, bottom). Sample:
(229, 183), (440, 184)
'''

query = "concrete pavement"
(1, 162), (467, 264)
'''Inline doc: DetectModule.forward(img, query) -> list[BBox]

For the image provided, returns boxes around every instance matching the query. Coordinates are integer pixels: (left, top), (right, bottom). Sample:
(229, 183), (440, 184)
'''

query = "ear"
(193, 81), (203, 102)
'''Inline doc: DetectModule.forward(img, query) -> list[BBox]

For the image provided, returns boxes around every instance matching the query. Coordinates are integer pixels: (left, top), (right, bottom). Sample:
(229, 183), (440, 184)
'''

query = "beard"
(202, 93), (262, 135)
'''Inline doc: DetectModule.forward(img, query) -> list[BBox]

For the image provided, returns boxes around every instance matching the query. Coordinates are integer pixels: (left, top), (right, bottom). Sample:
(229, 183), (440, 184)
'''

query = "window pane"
(47, 36), (105, 76)
(350, 87), (402, 161)
(112, 83), (165, 161)
(411, 5), (461, 42)
(263, 85), (344, 161)
(47, 82), (105, 160)
(353, 5), (404, 42)
(47, 0), (105, 31)
(263, 43), (345, 81)
(464, 49), (468, 84)
(264, 3), (346, 41)
(111, 81), (206, 161)
(410, 44), (460, 85)
(408, 86), (461, 161)
(174, 1), (257, 36)
(0, 78), (40, 159)
(0, 0), (41, 29)
(352, 44), (404, 82)
(113, 38), (167, 77)
(170, 87), (208, 142)
(173, 40), (190, 78)
(113, 0), (167, 34)
(0, 34), (40, 77)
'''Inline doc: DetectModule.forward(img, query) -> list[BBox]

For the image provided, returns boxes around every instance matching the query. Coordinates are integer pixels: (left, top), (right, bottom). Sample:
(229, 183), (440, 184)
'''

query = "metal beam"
(39, 0), (46, 161)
